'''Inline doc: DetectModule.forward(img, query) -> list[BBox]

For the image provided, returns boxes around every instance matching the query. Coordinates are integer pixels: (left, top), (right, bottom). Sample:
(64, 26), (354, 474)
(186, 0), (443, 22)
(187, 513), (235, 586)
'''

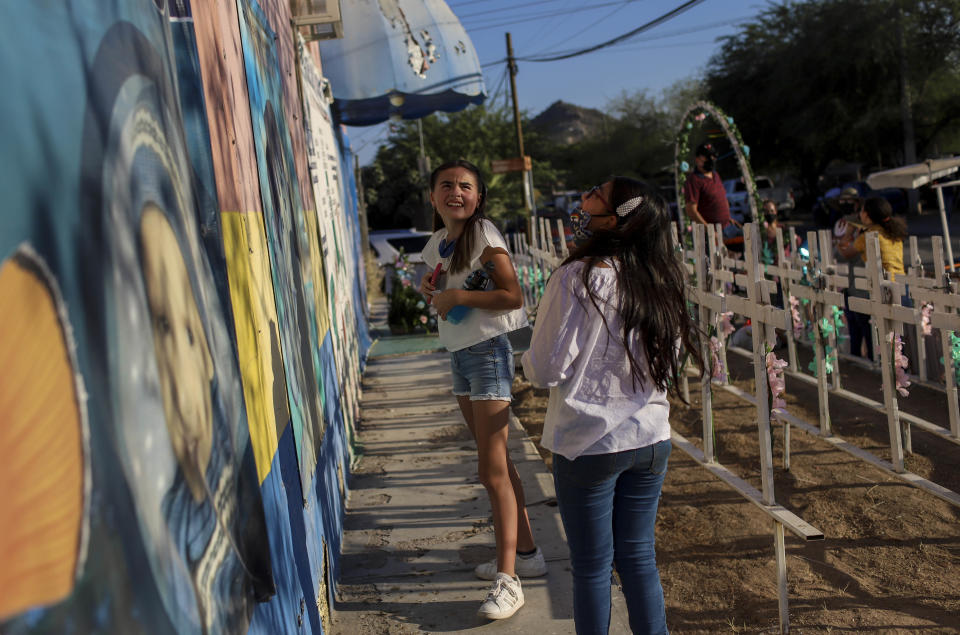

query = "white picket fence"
(509, 214), (960, 634)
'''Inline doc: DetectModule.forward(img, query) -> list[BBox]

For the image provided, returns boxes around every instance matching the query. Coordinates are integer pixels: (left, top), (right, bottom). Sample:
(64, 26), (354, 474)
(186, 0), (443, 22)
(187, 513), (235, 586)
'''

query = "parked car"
(368, 228), (432, 294)
(723, 175), (796, 221)
(369, 228), (432, 267)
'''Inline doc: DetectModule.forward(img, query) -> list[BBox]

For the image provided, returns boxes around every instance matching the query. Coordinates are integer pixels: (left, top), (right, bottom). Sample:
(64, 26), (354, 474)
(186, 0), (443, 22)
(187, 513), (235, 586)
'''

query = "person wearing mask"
(524, 176), (702, 634)
(683, 142), (731, 228)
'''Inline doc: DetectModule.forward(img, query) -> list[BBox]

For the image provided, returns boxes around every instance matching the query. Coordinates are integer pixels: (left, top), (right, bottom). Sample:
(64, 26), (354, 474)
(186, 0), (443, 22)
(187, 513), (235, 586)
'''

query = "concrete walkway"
(331, 314), (630, 632)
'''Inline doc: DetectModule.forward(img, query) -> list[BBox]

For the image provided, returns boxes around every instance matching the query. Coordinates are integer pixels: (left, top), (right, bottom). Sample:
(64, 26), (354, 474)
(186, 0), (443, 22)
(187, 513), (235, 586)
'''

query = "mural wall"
(0, 1), (369, 633)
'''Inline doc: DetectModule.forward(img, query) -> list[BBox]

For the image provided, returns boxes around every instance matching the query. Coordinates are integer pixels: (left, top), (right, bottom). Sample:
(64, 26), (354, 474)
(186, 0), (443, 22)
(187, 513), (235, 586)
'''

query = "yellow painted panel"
(221, 210), (285, 483)
(303, 207), (331, 340)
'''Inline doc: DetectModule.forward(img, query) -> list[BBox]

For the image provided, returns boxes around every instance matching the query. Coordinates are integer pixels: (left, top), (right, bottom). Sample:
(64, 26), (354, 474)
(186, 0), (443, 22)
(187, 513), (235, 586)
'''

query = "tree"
(547, 79), (706, 190)
(705, 0), (960, 191)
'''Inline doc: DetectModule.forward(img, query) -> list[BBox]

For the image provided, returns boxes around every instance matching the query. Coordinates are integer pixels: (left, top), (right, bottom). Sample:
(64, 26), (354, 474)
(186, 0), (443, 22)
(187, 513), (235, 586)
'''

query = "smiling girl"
(419, 159), (543, 620)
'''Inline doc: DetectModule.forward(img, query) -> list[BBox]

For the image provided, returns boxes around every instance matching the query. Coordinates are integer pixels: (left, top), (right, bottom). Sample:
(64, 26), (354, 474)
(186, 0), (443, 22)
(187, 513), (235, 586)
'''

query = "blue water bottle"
(446, 268), (491, 324)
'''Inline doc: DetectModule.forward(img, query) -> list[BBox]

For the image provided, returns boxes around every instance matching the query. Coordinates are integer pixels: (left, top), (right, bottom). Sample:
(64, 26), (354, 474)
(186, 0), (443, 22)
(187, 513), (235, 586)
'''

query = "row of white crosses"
(681, 223), (823, 635)
(910, 237), (960, 438)
(514, 216), (960, 477)
(704, 223), (960, 508)
(508, 214), (567, 314)
(515, 217), (959, 632)
(845, 234), (960, 469)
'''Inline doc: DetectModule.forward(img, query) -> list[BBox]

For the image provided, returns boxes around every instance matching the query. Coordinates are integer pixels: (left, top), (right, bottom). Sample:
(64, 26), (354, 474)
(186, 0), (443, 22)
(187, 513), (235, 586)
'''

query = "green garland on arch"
(674, 101), (762, 235)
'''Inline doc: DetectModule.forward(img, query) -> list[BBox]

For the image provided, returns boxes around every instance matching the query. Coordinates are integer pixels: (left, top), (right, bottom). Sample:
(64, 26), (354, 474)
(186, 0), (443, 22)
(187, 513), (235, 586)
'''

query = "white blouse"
(520, 260), (671, 460)
(422, 218), (528, 352)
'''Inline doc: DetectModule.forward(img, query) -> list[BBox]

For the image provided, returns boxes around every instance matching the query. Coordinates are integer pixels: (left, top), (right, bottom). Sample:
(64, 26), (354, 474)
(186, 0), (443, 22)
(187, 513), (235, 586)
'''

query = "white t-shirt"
(520, 260), (671, 460)
(422, 218), (528, 352)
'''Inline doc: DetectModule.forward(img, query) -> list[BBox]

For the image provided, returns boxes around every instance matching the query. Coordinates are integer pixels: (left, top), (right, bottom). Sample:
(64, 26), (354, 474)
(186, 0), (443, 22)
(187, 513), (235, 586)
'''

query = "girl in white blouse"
(522, 177), (702, 634)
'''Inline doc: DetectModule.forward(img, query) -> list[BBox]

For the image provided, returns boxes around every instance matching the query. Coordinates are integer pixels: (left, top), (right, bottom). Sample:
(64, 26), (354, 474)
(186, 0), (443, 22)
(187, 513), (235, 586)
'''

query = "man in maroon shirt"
(683, 143), (731, 227)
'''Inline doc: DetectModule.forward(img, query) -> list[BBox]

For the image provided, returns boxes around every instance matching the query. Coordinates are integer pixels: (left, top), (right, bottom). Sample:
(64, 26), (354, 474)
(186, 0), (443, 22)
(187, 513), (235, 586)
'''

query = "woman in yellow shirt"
(838, 196), (907, 276)
(838, 196), (908, 359)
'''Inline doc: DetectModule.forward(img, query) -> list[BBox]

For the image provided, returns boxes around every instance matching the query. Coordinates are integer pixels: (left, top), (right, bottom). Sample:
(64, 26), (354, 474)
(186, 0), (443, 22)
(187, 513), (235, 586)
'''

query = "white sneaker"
(474, 547), (548, 580)
(477, 572), (524, 620)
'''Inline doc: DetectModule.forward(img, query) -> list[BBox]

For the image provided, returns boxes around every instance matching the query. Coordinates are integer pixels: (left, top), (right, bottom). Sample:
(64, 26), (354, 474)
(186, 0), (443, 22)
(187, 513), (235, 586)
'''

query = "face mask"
(702, 158), (715, 172)
(569, 206), (594, 246)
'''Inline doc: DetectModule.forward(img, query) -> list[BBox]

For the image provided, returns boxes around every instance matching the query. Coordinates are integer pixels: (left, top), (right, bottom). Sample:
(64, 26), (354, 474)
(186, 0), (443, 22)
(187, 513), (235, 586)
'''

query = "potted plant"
(387, 251), (436, 335)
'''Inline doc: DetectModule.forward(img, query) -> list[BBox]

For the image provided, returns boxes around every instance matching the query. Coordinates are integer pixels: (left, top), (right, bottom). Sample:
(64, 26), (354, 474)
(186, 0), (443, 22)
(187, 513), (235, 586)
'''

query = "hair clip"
(616, 196), (644, 217)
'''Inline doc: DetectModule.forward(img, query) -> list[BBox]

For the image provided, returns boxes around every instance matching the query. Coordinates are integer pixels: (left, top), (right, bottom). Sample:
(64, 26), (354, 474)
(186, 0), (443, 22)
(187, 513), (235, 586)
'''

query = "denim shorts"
(450, 333), (514, 401)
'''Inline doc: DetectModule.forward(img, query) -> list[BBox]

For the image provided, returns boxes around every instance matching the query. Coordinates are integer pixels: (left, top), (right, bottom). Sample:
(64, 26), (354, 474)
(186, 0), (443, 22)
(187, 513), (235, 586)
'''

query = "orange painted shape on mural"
(0, 253), (84, 620)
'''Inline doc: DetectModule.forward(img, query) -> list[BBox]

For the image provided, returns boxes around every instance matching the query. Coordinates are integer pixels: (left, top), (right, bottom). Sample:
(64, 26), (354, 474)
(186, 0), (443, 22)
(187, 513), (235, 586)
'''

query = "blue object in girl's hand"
(446, 304), (470, 324)
(445, 267), (491, 324)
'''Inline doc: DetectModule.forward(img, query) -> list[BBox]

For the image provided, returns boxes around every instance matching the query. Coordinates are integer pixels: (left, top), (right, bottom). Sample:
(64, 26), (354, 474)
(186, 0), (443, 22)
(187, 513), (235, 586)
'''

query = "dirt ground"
(511, 349), (960, 634)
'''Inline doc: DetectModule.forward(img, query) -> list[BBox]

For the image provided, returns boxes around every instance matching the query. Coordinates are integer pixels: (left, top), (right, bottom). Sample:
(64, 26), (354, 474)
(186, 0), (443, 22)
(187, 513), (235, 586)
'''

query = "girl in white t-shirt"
(419, 160), (541, 621)
(522, 177), (702, 634)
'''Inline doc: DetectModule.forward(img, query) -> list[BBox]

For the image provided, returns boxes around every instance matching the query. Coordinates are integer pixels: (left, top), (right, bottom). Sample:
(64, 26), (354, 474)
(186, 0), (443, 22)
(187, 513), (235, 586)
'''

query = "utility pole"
(506, 32), (532, 213)
(417, 118), (432, 230)
(506, 32), (524, 160)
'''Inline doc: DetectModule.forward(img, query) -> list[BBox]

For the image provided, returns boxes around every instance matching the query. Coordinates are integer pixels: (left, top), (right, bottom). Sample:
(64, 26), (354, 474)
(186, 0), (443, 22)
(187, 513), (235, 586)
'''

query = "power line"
(459, 0), (649, 30)
(528, 15), (748, 60)
(518, 0), (707, 62)
(528, 0), (645, 57)
(478, 1), (725, 67)
(448, 0), (561, 8)
(488, 65), (510, 107)
(456, 0), (567, 20)
(525, 0), (580, 52)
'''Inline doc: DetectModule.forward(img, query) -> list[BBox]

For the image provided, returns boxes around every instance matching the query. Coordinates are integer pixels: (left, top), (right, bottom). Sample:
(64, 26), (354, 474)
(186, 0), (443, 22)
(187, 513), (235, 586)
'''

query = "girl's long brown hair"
(564, 176), (703, 399)
(863, 196), (908, 241)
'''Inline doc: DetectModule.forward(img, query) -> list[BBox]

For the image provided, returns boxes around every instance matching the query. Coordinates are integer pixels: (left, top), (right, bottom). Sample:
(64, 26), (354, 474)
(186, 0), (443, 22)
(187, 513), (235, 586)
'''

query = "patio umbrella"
(317, 0), (486, 126)
(867, 157), (960, 270)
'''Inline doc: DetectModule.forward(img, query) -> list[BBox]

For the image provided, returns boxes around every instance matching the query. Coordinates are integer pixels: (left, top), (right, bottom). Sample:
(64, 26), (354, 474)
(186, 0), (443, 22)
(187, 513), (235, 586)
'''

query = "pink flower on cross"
(718, 312), (735, 340)
(887, 332), (911, 397)
(766, 351), (788, 420)
(921, 302), (933, 336)
(419, 315), (428, 324)
(709, 336), (726, 383)
(789, 295), (803, 339)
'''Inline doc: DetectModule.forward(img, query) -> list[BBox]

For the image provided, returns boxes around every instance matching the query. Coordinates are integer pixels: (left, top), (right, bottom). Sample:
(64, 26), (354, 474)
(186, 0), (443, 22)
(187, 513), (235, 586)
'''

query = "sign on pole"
(491, 155), (532, 174)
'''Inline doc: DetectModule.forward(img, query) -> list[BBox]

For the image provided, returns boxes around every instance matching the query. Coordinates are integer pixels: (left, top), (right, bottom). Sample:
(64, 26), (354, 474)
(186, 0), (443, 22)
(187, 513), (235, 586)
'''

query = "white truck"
(723, 175), (796, 220)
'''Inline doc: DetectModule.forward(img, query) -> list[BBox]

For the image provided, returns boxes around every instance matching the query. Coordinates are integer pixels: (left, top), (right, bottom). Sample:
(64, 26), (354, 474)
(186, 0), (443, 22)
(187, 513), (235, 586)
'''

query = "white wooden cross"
(846, 232), (918, 473)
(687, 224), (729, 463)
(724, 224), (792, 503)
(784, 232), (845, 436)
(898, 235), (945, 383)
(912, 236), (960, 439)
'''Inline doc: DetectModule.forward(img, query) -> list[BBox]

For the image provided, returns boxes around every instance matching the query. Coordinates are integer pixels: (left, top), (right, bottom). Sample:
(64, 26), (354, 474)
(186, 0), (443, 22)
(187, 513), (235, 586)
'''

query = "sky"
(347, 0), (773, 165)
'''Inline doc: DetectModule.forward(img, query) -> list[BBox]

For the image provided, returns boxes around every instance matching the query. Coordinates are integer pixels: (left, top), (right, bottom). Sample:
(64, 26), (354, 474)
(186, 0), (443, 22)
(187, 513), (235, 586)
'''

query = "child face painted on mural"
(140, 204), (214, 503)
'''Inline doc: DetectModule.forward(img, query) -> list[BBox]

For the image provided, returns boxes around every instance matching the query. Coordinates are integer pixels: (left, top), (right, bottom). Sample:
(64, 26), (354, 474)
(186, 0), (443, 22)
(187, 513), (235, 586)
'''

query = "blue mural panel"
(0, 2), (274, 632)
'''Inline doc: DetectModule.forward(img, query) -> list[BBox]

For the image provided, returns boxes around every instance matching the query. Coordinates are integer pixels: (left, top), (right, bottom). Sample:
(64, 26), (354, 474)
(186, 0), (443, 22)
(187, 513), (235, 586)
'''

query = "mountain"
(529, 100), (611, 146)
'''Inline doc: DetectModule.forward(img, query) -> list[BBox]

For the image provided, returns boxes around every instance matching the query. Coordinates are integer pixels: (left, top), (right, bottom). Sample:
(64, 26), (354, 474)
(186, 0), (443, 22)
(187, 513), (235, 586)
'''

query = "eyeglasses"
(584, 185), (613, 213)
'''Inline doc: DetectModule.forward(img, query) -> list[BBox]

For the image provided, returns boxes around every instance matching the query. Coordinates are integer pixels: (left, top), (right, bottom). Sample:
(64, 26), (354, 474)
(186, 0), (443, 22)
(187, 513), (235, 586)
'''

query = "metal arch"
(673, 100), (759, 232)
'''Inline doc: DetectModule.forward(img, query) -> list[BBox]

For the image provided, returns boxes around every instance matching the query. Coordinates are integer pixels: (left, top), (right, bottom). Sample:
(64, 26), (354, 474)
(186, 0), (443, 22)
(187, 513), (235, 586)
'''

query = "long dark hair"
(564, 176), (702, 398)
(429, 159), (489, 274)
(863, 196), (908, 241)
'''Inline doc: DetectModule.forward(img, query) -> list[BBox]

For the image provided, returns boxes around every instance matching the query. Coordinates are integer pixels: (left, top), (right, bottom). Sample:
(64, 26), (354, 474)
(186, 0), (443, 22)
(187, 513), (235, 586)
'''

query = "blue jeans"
(449, 333), (514, 401)
(553, 439), (671, 635)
